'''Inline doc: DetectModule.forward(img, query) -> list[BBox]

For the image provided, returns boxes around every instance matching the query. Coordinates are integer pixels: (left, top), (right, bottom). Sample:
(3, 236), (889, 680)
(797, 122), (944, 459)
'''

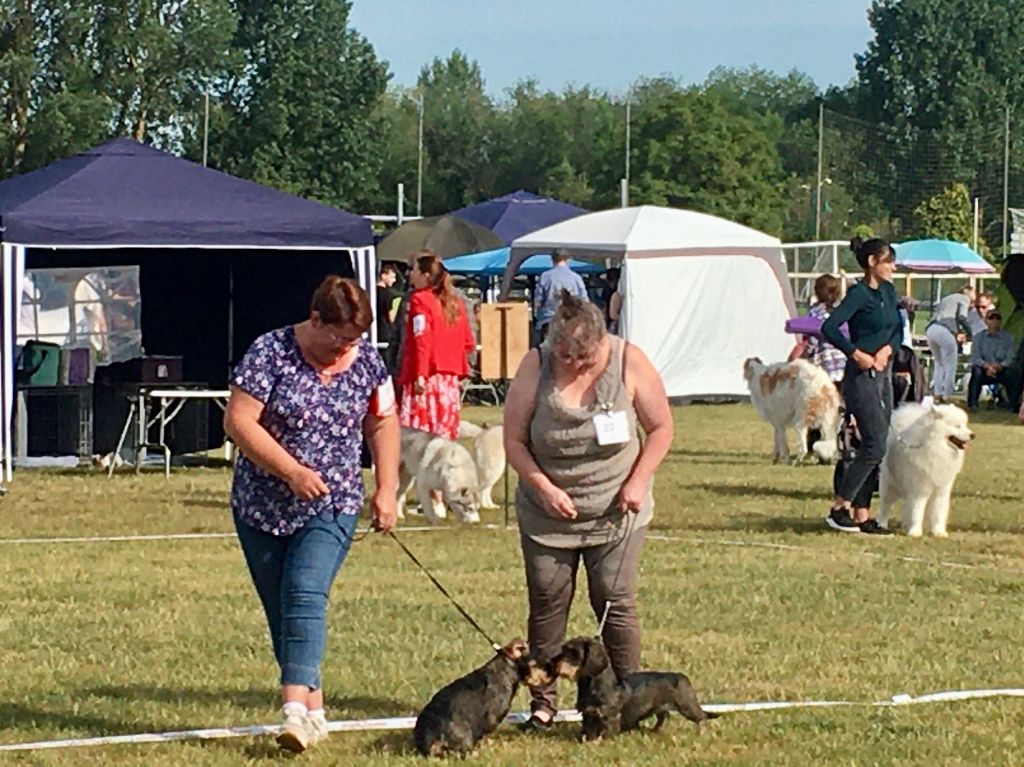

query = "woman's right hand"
(851, 349), (875, 371)
(538, 482), (577, 520)
(285, 463), (330, 500)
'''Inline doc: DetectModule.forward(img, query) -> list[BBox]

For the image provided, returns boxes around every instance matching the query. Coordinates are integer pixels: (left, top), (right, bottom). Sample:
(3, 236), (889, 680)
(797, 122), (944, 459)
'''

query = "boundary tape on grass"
(2, 689), (1023, 752)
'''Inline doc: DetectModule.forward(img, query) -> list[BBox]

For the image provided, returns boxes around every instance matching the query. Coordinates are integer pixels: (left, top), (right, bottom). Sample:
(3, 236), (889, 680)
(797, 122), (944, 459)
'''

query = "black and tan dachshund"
(552, 636), (719, 741)
(414, 639), (553, 757)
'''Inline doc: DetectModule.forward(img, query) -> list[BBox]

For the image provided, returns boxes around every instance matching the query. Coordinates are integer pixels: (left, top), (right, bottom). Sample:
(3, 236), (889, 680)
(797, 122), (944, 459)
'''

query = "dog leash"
(595, 511), (637, 638)
(388, 531), (502, 652)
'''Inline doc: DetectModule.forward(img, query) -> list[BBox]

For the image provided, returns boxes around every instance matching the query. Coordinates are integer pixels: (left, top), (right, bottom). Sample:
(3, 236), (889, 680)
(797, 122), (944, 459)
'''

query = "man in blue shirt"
(967, 310), (1019, 411)
(534, 249), (588, 341)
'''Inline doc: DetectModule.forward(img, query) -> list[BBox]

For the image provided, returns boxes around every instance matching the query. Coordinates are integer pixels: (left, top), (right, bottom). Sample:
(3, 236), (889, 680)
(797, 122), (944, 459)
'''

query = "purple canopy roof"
(0, 138), (372, 248)
(450, 190), (584, 244)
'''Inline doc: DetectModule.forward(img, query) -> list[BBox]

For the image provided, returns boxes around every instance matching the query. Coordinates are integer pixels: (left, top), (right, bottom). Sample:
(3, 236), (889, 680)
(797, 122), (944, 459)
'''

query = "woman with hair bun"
(821, 237), (902, 535)
(398, 250), (475, 440)
(503, 290), (673, 729)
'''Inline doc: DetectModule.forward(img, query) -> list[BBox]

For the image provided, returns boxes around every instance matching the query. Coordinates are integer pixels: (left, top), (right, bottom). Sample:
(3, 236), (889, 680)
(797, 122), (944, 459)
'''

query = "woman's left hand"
(873, 344), (892, 371)
(371, 487), (399, 533)
(618, 474), (648, 514)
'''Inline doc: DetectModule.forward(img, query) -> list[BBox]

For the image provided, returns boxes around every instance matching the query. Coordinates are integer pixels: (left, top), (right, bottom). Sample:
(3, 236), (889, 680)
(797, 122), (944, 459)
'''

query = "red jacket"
(398, 288), (475, 385)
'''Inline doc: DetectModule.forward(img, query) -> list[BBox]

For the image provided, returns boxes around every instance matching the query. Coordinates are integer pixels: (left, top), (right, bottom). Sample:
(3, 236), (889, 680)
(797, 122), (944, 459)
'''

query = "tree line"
(1, 0), (1022, 247)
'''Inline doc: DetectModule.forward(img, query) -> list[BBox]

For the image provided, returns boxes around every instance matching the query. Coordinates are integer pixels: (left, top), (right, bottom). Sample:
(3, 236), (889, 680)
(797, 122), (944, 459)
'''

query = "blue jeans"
(234, 512), (359, 690)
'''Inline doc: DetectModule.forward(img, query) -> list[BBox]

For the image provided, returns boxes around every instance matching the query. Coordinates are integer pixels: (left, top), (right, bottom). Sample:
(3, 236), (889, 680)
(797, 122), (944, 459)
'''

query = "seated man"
(967, 310), (1019, 411)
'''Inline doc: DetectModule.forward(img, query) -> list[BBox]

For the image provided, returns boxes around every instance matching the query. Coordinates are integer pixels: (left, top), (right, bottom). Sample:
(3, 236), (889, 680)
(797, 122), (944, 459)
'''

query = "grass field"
(1, 403), (1023, 765)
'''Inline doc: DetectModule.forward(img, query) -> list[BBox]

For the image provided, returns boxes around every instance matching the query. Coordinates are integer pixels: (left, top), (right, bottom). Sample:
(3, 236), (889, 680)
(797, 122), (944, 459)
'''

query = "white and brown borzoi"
(743, 357), (841, 464)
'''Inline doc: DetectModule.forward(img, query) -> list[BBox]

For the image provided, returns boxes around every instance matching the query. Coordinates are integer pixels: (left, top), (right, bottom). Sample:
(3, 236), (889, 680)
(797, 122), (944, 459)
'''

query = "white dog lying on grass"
(877, 403), (974, 537)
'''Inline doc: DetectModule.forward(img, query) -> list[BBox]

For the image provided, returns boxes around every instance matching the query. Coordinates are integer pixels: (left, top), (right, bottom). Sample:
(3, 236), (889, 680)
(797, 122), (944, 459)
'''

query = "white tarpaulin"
(504, 206), (797, 398)
(621, 254), (794, 397)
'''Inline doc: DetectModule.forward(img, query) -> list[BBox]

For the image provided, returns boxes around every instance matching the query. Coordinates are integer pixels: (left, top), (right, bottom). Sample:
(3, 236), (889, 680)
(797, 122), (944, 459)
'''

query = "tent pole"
(227, 260), (234, 370)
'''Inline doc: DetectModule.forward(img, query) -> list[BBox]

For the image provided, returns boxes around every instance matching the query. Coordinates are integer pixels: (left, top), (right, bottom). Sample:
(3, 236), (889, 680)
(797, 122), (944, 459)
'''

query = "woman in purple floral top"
(224, 276), (399, 753)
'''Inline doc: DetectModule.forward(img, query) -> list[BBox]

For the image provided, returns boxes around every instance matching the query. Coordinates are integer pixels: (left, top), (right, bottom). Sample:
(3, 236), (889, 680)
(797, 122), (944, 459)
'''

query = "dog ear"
(580, 639), (610, 676)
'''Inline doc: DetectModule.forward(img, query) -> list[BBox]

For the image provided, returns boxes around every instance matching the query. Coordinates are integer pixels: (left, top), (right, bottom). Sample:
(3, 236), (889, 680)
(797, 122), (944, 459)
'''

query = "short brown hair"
(548, 291), (606, 356)
(310, 275), (373, 332)
(814, 274), (840, 307)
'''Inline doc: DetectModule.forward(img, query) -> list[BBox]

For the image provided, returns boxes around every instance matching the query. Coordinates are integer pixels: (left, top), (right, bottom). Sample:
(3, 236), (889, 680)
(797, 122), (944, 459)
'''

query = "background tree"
(628, 79), (787, 233)
(416, 50), (497, 214)
(210, 0), (389, 210)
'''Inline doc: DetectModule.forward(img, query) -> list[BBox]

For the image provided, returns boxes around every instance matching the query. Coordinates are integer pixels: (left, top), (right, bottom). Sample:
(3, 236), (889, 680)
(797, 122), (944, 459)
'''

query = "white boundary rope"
(2, 689), (1024, 752)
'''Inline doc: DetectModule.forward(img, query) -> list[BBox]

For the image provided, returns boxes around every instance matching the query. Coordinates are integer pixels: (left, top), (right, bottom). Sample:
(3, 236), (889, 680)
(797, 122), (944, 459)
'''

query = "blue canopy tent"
(444, 247), (603, 277)
(0, 138), (376, 480)
(450, 190), (585, 244)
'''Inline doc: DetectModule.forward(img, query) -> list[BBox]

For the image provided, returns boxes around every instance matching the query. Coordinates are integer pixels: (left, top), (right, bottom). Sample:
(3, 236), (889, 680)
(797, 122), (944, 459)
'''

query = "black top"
(376, 286), (399, 343)
(822, 280), (903, 356)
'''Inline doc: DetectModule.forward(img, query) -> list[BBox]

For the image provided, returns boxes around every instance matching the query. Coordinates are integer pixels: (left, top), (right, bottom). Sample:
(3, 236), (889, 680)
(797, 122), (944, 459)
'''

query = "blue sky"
(349, 0), (875, 97)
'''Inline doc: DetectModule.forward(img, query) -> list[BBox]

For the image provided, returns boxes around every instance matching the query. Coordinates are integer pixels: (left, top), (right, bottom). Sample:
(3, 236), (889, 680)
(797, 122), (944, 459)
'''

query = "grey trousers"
(520, 525), (646, 714)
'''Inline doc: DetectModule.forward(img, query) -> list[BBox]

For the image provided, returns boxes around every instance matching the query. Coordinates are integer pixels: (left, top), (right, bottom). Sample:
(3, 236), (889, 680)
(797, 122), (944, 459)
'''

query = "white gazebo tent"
(502, 206), (797, 398)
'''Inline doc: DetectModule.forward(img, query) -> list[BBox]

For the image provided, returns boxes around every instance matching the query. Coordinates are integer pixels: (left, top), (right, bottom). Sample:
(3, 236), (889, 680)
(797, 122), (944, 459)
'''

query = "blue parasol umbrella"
(443, 247), (603, 277)
(892, 239), (996, 274)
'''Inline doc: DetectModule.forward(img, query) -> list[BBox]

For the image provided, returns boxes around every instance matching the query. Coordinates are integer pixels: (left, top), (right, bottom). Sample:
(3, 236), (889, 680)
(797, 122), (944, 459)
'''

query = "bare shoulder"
(624, 341), (659, 391)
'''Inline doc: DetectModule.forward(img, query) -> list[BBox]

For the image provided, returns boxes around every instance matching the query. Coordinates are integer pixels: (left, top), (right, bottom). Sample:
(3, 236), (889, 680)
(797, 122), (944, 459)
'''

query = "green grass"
(1, 403), (1023, 765)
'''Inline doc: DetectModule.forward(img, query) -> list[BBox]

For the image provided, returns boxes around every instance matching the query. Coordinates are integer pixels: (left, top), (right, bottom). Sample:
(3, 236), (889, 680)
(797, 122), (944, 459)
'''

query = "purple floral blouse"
(230, 326), (388, 536)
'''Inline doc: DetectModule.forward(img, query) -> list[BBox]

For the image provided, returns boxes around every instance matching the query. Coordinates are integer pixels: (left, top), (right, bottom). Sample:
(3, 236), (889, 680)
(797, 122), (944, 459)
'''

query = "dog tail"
(458, 421), (484, 439)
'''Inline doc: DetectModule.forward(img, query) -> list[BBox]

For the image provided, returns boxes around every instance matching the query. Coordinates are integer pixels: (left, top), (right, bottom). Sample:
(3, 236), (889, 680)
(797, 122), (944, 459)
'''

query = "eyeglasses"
(323, 327), (362, 346)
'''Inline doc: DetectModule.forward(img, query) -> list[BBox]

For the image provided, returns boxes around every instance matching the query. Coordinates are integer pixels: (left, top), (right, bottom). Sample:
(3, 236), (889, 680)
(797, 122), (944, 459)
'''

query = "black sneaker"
(858, 519), (894, 536)
(826, 508), (861, 533)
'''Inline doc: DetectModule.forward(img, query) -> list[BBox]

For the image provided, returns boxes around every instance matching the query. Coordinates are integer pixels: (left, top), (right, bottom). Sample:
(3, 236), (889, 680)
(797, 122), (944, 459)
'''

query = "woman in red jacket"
(398, 251), (475, 439)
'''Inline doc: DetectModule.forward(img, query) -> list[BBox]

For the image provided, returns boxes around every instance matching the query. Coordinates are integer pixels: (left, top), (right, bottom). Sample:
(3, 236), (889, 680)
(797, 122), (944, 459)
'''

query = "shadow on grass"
(670, 448), (766, 466)
(691, 482), (824, 503)
(82, 685), (413, 718)
(367, 729), (420, 756)
(0, 702), (164, 742)
(180, 497), (228, 509)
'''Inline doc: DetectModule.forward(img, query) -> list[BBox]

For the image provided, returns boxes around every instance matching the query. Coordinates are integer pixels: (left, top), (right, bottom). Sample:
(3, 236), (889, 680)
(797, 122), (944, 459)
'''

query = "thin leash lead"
(388, 530), (502, 652)
(596, 511), (637, 638)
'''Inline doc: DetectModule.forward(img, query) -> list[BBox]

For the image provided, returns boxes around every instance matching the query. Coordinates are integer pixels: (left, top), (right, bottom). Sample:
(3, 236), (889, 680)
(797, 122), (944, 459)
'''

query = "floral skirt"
(399, 373), (461, 440)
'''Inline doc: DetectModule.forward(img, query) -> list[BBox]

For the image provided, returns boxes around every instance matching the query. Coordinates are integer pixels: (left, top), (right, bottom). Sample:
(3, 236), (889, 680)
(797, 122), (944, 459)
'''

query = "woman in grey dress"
(503, 292), (674, 728)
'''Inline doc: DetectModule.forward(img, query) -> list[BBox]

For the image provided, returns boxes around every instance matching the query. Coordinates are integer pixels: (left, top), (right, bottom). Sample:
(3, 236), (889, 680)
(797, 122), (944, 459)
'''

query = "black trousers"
(967, 365), (1020, 409)
(837, 360), (892, 509)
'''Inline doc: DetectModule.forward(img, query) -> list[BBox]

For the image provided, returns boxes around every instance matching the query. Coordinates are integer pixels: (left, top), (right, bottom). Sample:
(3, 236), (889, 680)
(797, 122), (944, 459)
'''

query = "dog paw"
(461, 510), (481, 524)
(905, 527), (923, 538)
(929, 529), (949, 538)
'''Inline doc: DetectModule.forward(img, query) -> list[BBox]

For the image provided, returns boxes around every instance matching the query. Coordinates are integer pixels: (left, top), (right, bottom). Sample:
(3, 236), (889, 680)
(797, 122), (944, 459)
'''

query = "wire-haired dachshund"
(414, 639), (554, 757)
(552, 636), (719, 741)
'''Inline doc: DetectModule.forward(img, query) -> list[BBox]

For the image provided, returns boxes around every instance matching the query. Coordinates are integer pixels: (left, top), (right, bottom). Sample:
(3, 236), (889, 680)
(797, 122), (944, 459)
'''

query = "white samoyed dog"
(877, 402), (974, 537)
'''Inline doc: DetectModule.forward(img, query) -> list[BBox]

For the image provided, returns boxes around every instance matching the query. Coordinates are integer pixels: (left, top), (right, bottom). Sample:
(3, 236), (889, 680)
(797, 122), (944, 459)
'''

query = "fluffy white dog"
(458, 421), (505, 509)
(742, 357), (841, 464)
(877, 403), (973, 537)
(398, 428), (481, 525)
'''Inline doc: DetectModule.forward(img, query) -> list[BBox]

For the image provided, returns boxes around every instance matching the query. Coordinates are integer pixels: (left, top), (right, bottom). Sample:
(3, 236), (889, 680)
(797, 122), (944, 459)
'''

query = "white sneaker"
(306, 713), (329, 747)
(276, 711), (310, 753)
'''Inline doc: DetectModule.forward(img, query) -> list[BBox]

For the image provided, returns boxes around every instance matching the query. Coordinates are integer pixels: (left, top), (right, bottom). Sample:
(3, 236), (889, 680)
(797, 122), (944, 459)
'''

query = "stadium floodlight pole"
(417, 90), (425, 217)
(625, 91), (632, 195)
(814, 100), (824, 241)
(1003, 104), (1011, 257)
(202, 92), (210, 167)
(973, 197), (980, 253)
